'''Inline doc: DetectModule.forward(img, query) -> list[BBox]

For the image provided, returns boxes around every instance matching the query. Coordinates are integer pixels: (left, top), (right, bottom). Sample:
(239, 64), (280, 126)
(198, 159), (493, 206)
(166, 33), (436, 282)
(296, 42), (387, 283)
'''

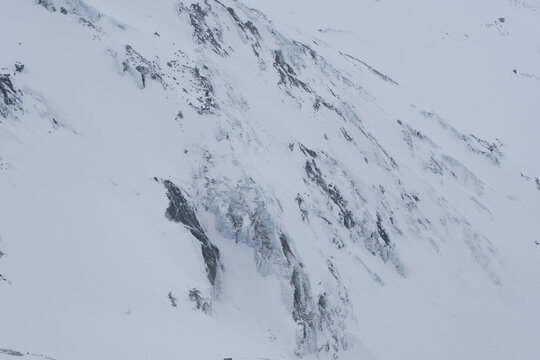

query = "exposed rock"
(469, 134), (503, 165)
(295, 194), (309, 222)
(343, 52), (399, 85)
(36, 0), (102, 23)
(305, 159), (355, 229)
(216, 1), (262, 56)
(0, 348), (24, 356)
(521, 173), (540, 191)
(179, 1), (229, 56)
(36, 0), (56, 12)
(0, 74), (22, 118)
(273, 50), (312, 93)
(190, 67), (217, 114)
(122, 45), (165, 89)
(163, 180), (221, 287)
(189, 288), (211, 313)
(168, 291), (177, 307)
(14, 62), (24, 72)
(376, 213), (391, 246)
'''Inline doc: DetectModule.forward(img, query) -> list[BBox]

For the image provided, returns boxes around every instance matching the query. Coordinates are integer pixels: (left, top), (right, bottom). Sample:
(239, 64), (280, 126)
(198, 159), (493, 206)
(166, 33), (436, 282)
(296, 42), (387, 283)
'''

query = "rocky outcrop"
(122, 45), (165, 90)
(163, 180), (221, 287)
(0, 74), (22, 119)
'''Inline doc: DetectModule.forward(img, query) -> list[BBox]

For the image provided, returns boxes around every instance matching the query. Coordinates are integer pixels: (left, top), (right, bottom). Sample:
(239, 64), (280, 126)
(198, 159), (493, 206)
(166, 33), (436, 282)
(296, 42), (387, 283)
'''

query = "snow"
(1, 0), (539, 359)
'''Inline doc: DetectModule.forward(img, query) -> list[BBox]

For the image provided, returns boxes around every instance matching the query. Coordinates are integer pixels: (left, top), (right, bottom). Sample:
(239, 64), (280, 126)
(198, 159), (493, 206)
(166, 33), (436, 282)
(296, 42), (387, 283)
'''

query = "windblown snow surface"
(1, 0), (539, 359)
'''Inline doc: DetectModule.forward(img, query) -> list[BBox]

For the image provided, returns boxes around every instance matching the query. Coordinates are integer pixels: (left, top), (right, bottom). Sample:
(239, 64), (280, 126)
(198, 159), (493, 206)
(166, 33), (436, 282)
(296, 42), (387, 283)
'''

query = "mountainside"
(1, 1), (539, 359)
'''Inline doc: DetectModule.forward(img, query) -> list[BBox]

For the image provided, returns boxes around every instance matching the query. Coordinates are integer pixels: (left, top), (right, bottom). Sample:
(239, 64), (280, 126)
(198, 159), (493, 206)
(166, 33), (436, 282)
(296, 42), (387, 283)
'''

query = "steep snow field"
(1, 1), (539, 360)
(243, 0), (540, 175)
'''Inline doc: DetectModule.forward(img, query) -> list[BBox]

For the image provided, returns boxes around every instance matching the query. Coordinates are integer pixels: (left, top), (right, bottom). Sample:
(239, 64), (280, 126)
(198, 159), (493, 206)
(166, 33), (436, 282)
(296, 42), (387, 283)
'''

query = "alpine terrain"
(1, 0), (539, 359)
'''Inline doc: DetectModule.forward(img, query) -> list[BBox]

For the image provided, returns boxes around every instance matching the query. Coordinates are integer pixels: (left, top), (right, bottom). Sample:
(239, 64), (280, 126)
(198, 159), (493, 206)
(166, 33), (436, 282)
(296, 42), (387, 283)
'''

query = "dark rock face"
(14, 62), (24, 72)
(0, 348), (24, 357)
(189, 288), (211, 313)
(178, 0), (263, 58)
(0, 74), (22, 118)
(305, 159), (355, 229)
(291, 267), (317, 353)
(191, 67), (217, 114)
(280, 233), (349, 356)
(36, 0), (56, 12)
(179, 1), (229, 57)
(273, 50), (312, 93)
(469, 134), (503, 165)
(376, 213), (391, 246)
(167, 291), (177, 307)
(163, 180), (221, 287)
(0, 75), (17, 106)
(343, 53), (399, 85)
(122, 45), (165, 89)
(36, 0), (102, 24)
(295, 194), (309, 222)
(299, 143), (318, 158)
(279, 233), (317, 354)
(215, 0), (262, 56)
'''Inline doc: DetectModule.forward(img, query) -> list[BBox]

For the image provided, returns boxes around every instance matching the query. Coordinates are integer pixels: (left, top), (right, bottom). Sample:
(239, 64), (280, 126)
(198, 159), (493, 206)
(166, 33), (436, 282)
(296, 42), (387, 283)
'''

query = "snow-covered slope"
(1, 1), (539, 359)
